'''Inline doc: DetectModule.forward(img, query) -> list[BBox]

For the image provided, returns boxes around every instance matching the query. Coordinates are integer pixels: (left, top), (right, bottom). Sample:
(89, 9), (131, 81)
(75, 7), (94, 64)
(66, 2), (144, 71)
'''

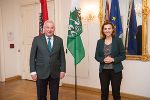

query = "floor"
(0, 79), (135, 100)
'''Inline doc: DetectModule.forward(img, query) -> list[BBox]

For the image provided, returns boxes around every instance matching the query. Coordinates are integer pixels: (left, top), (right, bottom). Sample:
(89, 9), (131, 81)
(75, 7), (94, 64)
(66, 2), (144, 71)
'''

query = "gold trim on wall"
(99, 0), (103, 37)
(99, 0), (150, 61)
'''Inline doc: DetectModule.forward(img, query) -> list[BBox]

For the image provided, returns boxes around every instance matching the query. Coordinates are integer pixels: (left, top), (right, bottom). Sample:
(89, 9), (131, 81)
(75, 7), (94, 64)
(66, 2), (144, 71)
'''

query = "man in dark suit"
(30, 20), (66, 100)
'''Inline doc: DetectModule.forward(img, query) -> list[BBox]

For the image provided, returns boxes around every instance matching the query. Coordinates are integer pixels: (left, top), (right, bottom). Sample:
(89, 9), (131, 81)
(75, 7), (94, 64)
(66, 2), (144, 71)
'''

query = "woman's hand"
(104, 56), (114, 63)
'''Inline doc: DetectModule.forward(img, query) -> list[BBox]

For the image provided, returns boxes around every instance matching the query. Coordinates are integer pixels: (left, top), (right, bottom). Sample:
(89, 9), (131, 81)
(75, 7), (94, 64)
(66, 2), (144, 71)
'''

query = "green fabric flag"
(67, 0), (85, 65)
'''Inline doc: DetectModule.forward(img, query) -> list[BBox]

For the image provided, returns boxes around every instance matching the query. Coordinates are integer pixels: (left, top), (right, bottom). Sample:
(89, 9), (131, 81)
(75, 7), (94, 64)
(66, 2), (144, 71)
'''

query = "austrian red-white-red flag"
(39, 0), (49, 35)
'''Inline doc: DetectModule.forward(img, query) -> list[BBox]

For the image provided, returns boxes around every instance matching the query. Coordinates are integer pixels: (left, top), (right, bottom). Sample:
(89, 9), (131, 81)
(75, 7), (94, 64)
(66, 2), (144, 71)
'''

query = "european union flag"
(109, 0), (123, 38)
(128, 0), (137, 55)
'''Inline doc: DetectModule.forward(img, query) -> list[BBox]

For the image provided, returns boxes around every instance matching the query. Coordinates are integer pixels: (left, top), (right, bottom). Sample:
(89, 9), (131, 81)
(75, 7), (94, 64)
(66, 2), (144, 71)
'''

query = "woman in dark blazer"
(95, 21), (126, 100)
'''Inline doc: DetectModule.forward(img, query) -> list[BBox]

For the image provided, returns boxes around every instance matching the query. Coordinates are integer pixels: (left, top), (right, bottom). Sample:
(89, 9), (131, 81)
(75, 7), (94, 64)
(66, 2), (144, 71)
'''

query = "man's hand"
(60, 72), (65, 79)
(31, 74), (37, 81)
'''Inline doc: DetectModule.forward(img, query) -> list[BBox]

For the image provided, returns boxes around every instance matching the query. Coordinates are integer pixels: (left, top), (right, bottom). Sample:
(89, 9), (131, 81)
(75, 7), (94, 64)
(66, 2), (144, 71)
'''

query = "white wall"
(0, 0), (22, 79)
(122, 60), (150, 97)
(0, 0), (150, 98)
(0, 6), (5, 81)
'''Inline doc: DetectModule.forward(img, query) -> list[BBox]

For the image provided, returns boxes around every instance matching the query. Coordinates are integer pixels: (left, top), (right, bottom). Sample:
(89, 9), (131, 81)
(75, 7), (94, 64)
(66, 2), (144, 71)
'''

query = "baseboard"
(62, 83), (100, 95)
(62, 83), (150, 100)
(5, 75), (21, 82)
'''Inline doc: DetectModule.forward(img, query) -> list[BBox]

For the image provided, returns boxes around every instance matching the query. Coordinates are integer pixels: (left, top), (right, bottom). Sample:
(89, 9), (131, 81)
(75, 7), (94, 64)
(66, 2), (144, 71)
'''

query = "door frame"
(0, 7), (6, 82)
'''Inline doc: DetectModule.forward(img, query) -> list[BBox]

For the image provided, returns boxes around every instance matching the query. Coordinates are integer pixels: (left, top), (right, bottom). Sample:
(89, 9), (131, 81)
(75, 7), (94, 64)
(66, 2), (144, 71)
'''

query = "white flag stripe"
(71, 0), (80, 11)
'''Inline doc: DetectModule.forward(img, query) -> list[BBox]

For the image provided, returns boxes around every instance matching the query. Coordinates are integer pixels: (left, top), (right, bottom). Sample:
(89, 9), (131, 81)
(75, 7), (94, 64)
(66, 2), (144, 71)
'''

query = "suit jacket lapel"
(101, 39), (104, 55)
(111, 38), (115, 55)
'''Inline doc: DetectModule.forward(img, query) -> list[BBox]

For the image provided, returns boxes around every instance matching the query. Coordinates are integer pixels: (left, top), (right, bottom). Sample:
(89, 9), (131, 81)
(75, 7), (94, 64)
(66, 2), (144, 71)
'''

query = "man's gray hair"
(43, 20), (55, 33)
(43, 20), (55, 28)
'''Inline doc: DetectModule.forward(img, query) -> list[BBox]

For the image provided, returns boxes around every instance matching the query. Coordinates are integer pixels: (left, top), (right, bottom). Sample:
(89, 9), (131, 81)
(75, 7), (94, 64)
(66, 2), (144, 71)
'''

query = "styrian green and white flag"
(67, 0), (85, 65)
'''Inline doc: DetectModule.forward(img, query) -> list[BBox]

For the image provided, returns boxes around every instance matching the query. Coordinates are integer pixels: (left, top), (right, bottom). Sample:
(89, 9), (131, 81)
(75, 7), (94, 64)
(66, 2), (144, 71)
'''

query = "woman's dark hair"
(101, 21), (116, 38)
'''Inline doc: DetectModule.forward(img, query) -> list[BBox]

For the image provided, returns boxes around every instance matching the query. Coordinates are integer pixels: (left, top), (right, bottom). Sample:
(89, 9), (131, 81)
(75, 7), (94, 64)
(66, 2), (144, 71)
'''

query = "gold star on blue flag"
(112, 17), (116, 21)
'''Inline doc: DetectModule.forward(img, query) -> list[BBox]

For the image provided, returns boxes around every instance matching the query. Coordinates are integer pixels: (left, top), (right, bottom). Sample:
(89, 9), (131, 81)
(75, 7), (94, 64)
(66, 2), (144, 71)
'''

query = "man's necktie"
(48, 38), (51, 52)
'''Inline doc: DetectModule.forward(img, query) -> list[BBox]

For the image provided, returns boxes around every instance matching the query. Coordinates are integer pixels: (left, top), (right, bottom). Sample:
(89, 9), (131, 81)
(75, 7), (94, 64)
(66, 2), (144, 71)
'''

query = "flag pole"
(67, 1), (85, 99)
(74, 38), (77, 100)
(75, 64), (77, 100)
(125, 0), (133, 52)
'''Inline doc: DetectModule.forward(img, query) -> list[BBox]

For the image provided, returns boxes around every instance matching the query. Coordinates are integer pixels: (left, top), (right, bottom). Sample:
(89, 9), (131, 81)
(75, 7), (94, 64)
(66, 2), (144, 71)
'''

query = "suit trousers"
(36, 75), (60, 100)
(99, 69), (122, 100)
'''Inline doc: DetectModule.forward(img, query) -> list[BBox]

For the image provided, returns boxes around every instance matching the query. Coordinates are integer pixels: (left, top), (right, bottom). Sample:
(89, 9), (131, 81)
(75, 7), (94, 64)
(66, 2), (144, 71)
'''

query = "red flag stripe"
(40, 0), (48, 22)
